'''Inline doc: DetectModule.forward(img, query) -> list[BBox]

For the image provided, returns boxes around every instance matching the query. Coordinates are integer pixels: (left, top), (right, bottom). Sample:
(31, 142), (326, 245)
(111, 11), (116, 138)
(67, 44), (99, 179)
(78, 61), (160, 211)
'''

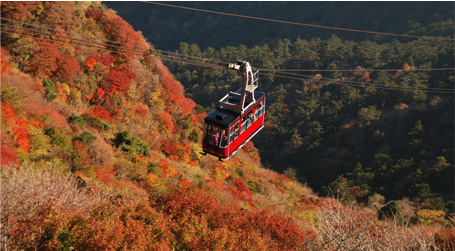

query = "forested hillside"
(1, 2), (454, 250)
(107, 1), (455, 212)
(165, 37), (455, 213)
(108, 2), (455, 213)
(105, 1), (454, 50)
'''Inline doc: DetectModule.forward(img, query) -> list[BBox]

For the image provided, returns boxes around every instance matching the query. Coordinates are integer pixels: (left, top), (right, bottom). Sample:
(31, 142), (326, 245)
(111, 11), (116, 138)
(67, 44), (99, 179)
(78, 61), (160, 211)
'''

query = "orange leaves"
(158, 111), (174, 134)
(153, 182), (307, 250)
(434, 227), (455, 250)
(158, 158), (178, 178)
(105, 65), (135, 95)
(1, 145), (19, 167)
(29, 41), (61, 78)
(27, 40), (81, 84)
(100, 9), (147, 60)
(134, 103), (149, 117)
(1, 104), (31, 154)
(95, 54), (116, 67)
(85, 57), (97, 71)
(68, 203), (172, 250)
(160, 138), (178, 157)
(1, 47), (10, 75)
(57, 53), (81, 84)
(90, 105), (112, 122)
(179, 97), (196, 115)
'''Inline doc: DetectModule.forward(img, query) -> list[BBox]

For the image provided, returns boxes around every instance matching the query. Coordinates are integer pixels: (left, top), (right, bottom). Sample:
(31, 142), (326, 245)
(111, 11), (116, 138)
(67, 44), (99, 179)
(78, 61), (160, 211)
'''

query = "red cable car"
(202, 61), (266, 161)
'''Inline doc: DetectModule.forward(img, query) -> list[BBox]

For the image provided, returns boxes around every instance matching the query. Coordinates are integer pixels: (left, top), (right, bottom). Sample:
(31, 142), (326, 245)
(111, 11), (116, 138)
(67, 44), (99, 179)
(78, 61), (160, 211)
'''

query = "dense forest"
(164, 37), (455, 210)
(107, 2), (455, 211)
(1, 1), (454, 250)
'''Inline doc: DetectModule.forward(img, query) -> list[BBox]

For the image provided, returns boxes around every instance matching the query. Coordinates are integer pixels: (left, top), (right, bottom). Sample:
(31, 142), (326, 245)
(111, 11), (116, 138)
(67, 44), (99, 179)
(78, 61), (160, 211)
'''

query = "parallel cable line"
(261, 68), (455, 73)
(0, 17), (151, 50)
(2, 20), (454, 73)
(262, 69), (455, 92)
(141, 1), (455, 41)
(1, 22), (454, 94)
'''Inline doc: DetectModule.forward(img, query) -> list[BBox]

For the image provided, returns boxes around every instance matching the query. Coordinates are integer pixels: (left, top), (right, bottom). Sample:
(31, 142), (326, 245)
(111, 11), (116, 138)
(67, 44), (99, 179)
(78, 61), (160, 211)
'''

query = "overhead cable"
(1, 22), (454, 94)
(141, 1), (455, 41)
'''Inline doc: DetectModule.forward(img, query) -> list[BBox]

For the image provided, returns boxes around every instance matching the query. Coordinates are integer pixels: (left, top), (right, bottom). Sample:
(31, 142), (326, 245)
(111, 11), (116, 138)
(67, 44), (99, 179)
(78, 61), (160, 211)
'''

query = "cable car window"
(220, 129), (228, 147)
(230, 122), (239, 142)
(247, 112), (253, 127)
(241, 116), (247, 134)
(255, 100), (264, 118)
(206, 124), (221, 146)
(241, 111), (254, 134)
(203, 123), (208, 140)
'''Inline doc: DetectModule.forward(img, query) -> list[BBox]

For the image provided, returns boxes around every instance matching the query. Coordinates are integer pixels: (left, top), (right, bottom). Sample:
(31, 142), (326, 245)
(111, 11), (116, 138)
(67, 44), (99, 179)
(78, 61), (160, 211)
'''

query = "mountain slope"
(1, 2), (453, 250)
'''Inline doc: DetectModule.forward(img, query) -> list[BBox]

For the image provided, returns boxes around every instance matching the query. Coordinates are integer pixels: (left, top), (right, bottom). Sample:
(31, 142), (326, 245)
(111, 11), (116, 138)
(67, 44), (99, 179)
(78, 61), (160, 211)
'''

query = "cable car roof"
(205, 89), (265, 128)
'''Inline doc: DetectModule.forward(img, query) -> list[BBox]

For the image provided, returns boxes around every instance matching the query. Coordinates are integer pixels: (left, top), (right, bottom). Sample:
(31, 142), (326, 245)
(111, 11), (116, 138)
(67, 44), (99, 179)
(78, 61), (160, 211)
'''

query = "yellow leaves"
(417, 209), (445, 225)
(147, 173), (159, 187)
(213, 167), (228, 182)
(35, 4), (44, 15)
(62, 83), (70, 95)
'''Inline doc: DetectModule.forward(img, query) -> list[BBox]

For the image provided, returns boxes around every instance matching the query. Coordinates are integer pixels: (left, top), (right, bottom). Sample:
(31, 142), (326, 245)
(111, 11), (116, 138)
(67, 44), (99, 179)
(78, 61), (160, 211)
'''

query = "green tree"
(378, 201), (404, 224)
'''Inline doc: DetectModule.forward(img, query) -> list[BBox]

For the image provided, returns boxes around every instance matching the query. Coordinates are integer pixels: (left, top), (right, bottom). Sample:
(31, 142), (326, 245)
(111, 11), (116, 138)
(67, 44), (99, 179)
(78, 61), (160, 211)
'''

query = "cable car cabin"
(202, 61), (266, 161)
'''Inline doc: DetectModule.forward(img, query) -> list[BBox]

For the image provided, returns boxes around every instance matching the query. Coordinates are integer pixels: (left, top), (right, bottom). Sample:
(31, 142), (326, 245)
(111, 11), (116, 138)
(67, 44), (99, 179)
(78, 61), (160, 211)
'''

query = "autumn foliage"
(1, 2), (451, 250)
(104, 66), (135, 95)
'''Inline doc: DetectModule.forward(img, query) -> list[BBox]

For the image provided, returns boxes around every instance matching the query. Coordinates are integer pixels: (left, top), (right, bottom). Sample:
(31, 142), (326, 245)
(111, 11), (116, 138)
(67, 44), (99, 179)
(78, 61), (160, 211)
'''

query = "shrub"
(1, 87), (22, 110)
(45, 127), (73, 154)
(104, 66), (135, 95)
(187, 129), (200, 143)
(88, 137), (115, 166)
(74, 131), (97, 145)
(28, 42), (60, 78)
(42, 78), (57, 101)
(1, 163), (104, 250)
(113, 131), (150, 157)
(68, 113), (85, 126)
(81, 113), (108, 131)
(235, 167), (244, 177)
(378, 201), (404, 224)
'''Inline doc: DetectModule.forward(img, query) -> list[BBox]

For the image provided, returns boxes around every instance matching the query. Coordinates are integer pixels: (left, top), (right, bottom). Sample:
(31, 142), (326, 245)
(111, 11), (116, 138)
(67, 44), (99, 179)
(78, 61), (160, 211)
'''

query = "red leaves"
(1, 145), (19, 167)
(104, 66), (135, 94)
(247, 209), (307, 249)
(28, 41), (81, 84)
(29, 41), (60, 78)
(234, 179), (253, 197)
(180, 97), (196, 115)
(160, 138), (178, 157)
(1, 47), (10, 75)
(90, 105), (112, 122)
(1, 104), (31, 154)
(95, 54), (116, 67)
(57, 54), (81, 84)
(154, 183), (307, 250)
(85, 6), (102, 21)
(135, 103), (149, 117)
(68, 203), (172, 250)
(1, 1), (42, 22)
(100, 9), (147, 59)
(85, 57), (96, 71)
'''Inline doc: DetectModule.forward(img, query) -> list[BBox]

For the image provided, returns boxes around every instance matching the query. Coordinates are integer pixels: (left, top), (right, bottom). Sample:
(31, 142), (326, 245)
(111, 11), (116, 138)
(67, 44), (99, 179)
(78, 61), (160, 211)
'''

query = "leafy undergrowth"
(1, 1), (453, 250)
